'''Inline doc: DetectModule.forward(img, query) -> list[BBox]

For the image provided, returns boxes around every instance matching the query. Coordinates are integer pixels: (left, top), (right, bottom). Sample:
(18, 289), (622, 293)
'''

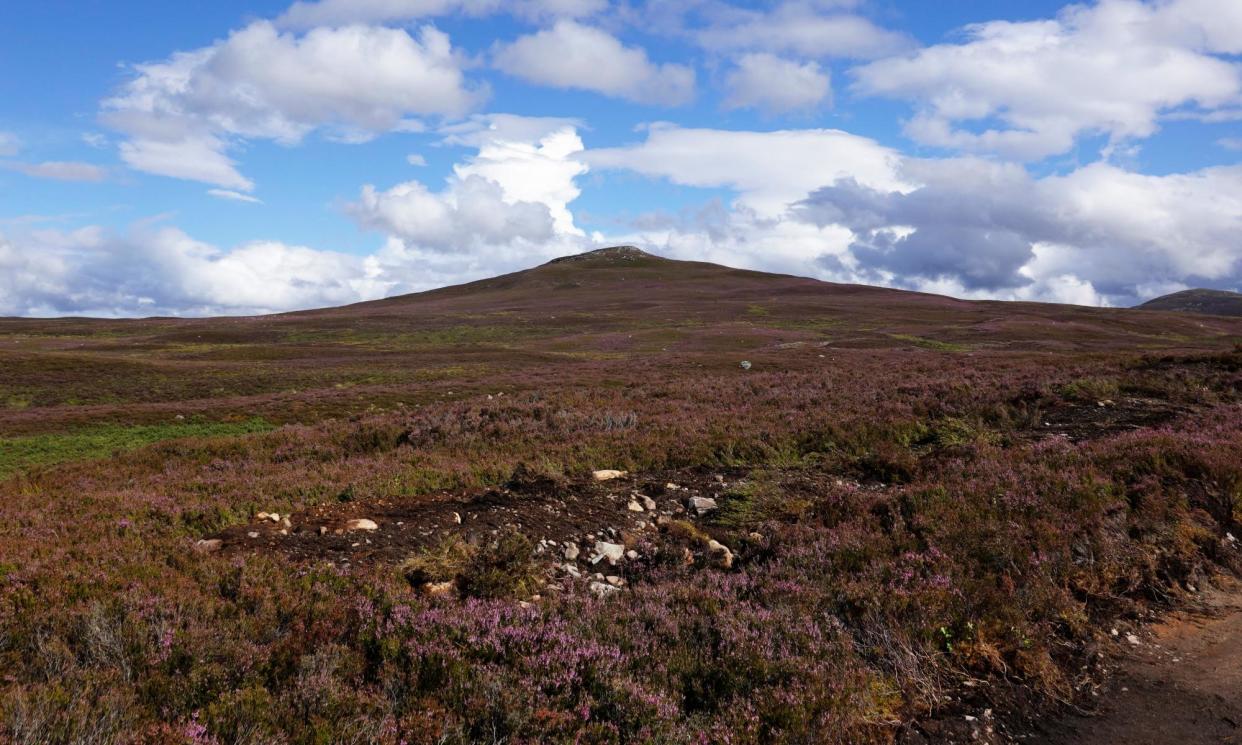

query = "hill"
(1, 246), (1242, 744)
(1138, 287), (1242, 317)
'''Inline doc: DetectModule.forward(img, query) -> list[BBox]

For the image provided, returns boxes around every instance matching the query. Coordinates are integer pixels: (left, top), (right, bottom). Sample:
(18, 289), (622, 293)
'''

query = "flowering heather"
(1, 254), (1240, 742)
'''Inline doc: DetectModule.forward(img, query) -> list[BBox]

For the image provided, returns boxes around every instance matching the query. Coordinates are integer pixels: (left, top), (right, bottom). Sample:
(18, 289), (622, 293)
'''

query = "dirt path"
(1041, 577), (1242, 745)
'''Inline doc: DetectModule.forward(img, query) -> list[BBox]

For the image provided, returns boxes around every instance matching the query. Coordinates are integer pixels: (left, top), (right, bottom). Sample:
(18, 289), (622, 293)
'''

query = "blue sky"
(1, 0), (1240, 316)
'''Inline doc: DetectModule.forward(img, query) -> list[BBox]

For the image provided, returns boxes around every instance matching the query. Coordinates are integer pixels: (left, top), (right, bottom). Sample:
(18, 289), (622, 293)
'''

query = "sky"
(1, 0), (1240, 317)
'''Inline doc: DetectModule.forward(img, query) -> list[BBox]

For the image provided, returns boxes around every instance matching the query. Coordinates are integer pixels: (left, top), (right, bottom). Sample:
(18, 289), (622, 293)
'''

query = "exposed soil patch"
(1029, 396), (1194, 442)
(1040, 577), (1242, 745)
(214, 468), (746, 567)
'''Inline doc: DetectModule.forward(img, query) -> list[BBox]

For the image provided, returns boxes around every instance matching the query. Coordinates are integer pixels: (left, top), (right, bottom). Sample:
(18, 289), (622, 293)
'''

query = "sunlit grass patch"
(0, 418), (273, 479)
(888, 334), (970, 352)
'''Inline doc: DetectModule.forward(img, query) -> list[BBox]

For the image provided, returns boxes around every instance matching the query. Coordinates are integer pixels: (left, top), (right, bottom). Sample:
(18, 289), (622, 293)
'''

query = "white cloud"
(0, 132), (20, 157)
(494, 21), (695, 105)
(585, 124), (907, 216)
(0, 226), (391, 317)
(104, 21), (484, 189)
(208, 188), (264, 204)
(406, 153), (428, 166)
(5, 161), (108, 182)
(723, 53), (831, 113)
(793, 157), (1242, 304)
(853, 0), (1242, 159)
(697, 1), (911, 59)
(277, 0), (605, 28)
(1220, 137), (1242, 151)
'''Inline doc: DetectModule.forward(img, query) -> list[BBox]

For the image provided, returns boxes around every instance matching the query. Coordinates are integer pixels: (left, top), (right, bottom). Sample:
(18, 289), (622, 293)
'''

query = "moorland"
(1, 246), (1240, 743)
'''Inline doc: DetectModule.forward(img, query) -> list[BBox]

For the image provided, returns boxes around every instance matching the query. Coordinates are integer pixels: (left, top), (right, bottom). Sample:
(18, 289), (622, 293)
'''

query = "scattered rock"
(707, 539), (734, 569)
(247, 531), (260, 539)
(593, 469), (627, 482)
(267, 513), (281, 523)
(345, 518), (379, 532)
(592, 541), (625, 565)
(193, 538), (223, 553)
(589, 581), (619, 597)
(256, 512), (271, 521)
(627, 500), (645, 512)
(280, 516), (292, 529)
(605, 575), (625, 587)
(318, 526), (328, 536)
(1126, 633), (1141, 646)
(563, 543), (580, 561)
(739, 360), (752, 370)
(665, 482), (681, 491)
(640, 495), (657, 511)
(625, 549), (639, 560)
(689, 496), (719, 516)
(452, 512), (462, 525)
(562, 564), (581, 578)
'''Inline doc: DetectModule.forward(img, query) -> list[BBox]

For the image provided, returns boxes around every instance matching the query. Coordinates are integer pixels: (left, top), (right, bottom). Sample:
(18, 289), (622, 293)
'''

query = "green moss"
(888, 334), (970, 352)
(0, 418), (274, 479)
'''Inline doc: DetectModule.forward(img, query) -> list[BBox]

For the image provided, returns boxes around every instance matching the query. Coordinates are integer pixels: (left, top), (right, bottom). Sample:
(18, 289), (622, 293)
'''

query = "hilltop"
(1138, 287), (1242, 317)
(1, 246), (1241, 744)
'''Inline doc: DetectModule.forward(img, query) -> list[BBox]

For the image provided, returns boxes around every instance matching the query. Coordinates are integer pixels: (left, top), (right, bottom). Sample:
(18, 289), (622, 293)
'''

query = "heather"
(1, 252), (1241, 743)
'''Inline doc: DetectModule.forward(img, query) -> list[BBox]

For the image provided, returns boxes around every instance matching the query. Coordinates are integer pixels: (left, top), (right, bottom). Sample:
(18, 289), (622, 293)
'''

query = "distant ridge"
(1138, 288), (1242, 317)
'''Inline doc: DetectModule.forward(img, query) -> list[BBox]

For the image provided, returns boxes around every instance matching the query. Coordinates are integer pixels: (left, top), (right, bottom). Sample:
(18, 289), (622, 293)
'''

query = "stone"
(280, 516), (292, 529)
(589, 581), (619, 597)
(193, 538), (223, 553)
(256, 512), (270, 521)
(1125, 633), (1141, 646)
(627, 500), (644, 512)
(563, 543), (580, 561)
(739, 360), (752, 370)
(640, 495), (657, 511)
(423, 580), (456, 597)
(345, 518), (379, 531)
(318, 526), (328, 536)
(247, 531), (259, 539)
(563, 564), (581, 578)
(605, 575), (625, 587)
(707, 539), (734, 569)
(452, 512), (462, 525)
(267, 513), (281, 523)
(625, 549), (639, 560)
(592, 541), (625, 565)
(689, 496), (719, 516)
(592, 469), (627, 482)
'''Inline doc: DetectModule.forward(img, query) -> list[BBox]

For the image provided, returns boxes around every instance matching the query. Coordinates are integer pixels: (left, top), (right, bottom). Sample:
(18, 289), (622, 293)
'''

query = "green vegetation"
(0, 418), (273, 478)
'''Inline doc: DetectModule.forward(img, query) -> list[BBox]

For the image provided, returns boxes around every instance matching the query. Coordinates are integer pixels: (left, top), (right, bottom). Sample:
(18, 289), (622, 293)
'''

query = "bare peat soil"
(1041, 577), (1242, 745)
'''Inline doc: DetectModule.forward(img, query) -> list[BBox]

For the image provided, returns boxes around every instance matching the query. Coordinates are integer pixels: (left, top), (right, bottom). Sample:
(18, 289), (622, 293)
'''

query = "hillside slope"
(1138, 288), (1242, 317)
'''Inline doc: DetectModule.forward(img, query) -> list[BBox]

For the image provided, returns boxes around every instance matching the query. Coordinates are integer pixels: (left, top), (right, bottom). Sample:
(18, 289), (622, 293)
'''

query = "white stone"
(627, 500), (644, 512)
(345, 518), (378, 531)
(640, 495), (657, 511)
(690, 497), (719, 515)
(563, 543), (580, 561)
(592, 541), (625, 565)
(589, 581), (619, 597)
(592, 469), (627, 482)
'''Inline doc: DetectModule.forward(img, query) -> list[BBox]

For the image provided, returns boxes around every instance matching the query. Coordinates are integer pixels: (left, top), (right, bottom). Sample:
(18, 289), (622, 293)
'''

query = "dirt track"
(1042, 577), (1242, 745)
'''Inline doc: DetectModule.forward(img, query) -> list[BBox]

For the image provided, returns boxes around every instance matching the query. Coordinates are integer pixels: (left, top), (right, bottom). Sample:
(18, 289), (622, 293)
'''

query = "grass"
(0, 418), (273, 479)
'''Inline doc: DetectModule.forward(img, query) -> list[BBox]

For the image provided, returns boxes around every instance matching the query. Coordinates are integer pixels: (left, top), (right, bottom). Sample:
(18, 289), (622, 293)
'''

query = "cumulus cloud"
(347, 119), (591, 274)
(794, 158), (1242, 304)
(852, 0), (1242, 159)
(4, 161), (108, 182)
(278, 0), (605, 28)
(697, 1), (911, 59)
(723, 53), (831, 113)
(586, 124), (907, 216)
(103, 21), (484, 190)
(494, 21), (695, 105)
(0, 226), (391, 317)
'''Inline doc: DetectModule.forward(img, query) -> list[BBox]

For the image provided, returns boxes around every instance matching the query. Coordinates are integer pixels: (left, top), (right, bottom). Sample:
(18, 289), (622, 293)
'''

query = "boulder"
(627, 500), (645, 512)
(592, 541), (625, 565)
(193, 538), (223, 553)
(592, 469), (627, 482)
(707, 539), (734, 569)
(589, 581), (619, 597)
(345, 518), (379, 532)
(563, 543), (580, 561)
(689, 497), (719, 516)
(640, 495), (657, 511)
